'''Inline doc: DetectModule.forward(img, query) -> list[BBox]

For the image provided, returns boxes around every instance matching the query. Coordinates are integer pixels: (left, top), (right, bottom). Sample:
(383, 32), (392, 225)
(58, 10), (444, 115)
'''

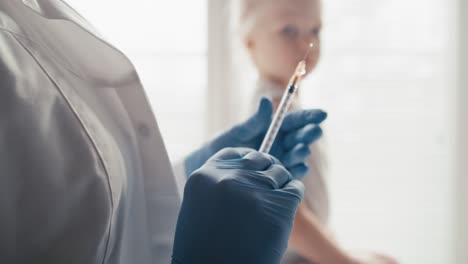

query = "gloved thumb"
(230, 97), (273, 142)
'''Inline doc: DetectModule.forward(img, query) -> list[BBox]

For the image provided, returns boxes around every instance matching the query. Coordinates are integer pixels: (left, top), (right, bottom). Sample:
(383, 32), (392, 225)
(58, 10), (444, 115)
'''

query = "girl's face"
(244, 0), (322, 85)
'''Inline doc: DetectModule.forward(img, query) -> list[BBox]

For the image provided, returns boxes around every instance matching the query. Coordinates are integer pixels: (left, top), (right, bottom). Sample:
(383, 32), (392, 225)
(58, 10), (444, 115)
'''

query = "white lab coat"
(0, 1), (181, 263)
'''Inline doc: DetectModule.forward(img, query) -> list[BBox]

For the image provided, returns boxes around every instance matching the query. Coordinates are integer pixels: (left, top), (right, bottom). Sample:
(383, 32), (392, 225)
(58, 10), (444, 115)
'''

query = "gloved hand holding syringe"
(259, 43), (315, 154)
(183, 43), (325, 181)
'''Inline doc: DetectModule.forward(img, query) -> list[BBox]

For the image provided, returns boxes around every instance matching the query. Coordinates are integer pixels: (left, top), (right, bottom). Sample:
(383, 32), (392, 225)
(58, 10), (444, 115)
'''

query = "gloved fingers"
(238, 151), (277, 171)
(287, 163), (309, 180)
(283, 124), (323, 150)
(264, 164), (293, 189)
(210, 147), (255, 161)
(211, 148), (279, 172)
(281, 143), (311, 168)
(228, 97), (273, 142)
(280, 109), (327, 133)
(280, 179), (305, 200)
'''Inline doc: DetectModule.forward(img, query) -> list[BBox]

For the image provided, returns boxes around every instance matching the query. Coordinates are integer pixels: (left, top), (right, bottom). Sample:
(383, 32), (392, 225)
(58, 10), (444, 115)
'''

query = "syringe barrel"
(259, 83), (298, 154)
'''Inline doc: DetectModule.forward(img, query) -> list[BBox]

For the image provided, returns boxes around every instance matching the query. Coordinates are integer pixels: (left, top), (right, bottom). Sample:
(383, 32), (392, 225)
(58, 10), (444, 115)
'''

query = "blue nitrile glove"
(185, 98), (327, 179)
(172, 148), (304, 264)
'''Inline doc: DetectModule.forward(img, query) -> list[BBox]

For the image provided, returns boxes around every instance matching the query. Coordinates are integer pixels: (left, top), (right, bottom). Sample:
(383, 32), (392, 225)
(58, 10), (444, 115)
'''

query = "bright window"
(301, 1), (455, 263)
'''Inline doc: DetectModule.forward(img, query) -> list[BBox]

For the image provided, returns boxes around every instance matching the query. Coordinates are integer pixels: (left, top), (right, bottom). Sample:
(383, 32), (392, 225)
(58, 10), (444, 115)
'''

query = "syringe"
(259, 43), (313, 154)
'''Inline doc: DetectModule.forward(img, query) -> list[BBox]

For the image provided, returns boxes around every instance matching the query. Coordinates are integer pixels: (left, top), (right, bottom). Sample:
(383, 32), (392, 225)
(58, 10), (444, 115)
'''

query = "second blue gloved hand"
(185, 98), (327, 179)
(172, 148), (304, 264)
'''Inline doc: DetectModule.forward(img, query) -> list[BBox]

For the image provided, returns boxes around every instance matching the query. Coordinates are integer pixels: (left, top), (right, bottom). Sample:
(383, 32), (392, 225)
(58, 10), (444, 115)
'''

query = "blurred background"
(66, 0), (466, 263)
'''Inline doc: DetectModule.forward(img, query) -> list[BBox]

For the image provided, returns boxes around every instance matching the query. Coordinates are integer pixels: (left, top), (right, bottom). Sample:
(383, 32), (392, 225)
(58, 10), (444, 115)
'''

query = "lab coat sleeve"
(0, 31), (111, 264)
